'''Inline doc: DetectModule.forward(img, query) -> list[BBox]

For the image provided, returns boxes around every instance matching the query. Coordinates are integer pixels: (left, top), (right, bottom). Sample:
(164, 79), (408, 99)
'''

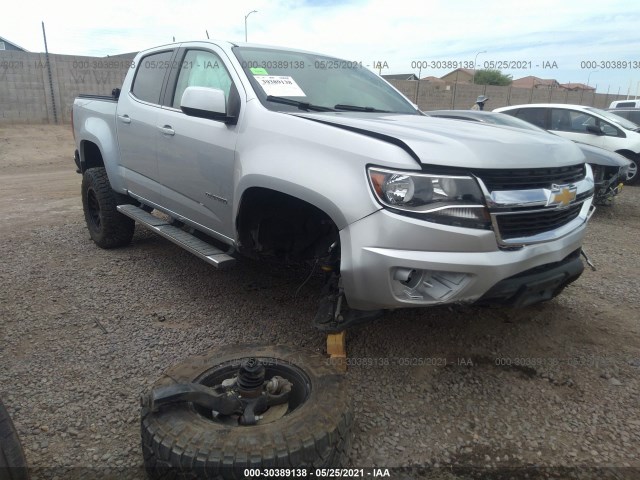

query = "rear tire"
(0, 399), (30, 480)
(81, 168), (135, 248)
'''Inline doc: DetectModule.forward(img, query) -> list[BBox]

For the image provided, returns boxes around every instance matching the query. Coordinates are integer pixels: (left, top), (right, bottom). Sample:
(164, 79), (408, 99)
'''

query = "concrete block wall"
(386, 80), (629, 112)
(0, 51), (50, 123)
(390, 80), (417, 103)
(1, 51), (132, 124)
(421, 84), (452, 109)
(451, 84), (485, 110)
(52, 54), (132, 123)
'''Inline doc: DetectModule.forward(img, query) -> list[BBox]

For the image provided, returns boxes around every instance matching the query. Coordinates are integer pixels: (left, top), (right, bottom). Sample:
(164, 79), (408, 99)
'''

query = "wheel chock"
(327, 331), (347, 372)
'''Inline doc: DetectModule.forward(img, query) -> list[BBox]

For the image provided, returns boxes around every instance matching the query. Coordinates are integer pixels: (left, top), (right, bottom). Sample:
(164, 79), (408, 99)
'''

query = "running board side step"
(117, 204), (235, 269)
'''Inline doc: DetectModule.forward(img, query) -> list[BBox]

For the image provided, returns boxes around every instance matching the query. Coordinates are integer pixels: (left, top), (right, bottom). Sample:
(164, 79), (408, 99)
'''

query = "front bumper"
(339, 208), (589, 311)
(475, 249), (583, 308)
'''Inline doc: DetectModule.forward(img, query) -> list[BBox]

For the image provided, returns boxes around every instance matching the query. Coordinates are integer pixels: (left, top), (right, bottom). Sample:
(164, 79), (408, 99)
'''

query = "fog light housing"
(391, 267), (472, 303)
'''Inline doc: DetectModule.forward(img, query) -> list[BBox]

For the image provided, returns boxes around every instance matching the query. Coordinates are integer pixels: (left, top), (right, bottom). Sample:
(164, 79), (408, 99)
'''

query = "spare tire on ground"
(0, 398), (30, 480)
(141, 344), (352, 479)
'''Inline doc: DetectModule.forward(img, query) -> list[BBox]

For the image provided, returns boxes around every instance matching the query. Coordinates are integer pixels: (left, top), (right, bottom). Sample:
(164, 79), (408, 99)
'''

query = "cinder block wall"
(388, 79), (625, 111)
(1, 52), (50, 123)
(0, 51), (631, 124)
(1, 51), (132, 124)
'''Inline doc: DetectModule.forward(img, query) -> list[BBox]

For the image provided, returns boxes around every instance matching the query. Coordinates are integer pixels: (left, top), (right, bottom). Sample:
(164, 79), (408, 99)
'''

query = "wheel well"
(615, 149), (638, 162)
(81, 141), (105, 171)
(236, 188), (339, 263)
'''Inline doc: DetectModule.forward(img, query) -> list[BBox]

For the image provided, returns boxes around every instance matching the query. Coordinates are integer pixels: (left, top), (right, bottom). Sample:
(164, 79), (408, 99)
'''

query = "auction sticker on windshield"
(254, 75), (306, 97)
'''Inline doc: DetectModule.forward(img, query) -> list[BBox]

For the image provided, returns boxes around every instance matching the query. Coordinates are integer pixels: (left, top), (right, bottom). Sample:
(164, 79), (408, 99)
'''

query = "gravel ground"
(0, 125), (639, 479)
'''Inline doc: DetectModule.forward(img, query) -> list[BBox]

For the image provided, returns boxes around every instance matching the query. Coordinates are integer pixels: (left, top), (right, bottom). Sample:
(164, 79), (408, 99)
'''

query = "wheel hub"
(142, 357), (294, 426)
(86, 188), (101, 229)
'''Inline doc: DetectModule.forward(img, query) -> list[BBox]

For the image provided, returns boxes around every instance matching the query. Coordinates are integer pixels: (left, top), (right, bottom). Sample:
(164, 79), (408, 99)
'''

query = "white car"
(494, 104), (640, 184)
(610, 99), (640, 108)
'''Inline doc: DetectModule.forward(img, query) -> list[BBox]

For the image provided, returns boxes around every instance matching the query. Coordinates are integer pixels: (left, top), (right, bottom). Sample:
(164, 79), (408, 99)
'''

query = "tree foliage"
(473, 69), (512, 86)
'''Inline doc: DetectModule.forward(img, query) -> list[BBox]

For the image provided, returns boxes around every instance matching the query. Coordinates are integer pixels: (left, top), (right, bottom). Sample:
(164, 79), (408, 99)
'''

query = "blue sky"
(2, 0), (640, 94)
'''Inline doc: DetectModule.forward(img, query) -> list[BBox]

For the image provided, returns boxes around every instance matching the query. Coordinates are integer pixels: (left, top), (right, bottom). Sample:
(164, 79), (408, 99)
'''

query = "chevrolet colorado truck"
(72, 40), (595, 331)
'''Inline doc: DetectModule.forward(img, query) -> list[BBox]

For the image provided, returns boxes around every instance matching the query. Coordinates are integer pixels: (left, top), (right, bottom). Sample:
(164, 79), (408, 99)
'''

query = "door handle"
(118, 114), (131, 124)
(159, 125), (175, 136)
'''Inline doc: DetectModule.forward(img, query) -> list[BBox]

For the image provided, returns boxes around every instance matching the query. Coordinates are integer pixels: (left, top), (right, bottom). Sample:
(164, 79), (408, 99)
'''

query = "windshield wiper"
(334, 104), (392, 113)
(266, 96), (335, 112)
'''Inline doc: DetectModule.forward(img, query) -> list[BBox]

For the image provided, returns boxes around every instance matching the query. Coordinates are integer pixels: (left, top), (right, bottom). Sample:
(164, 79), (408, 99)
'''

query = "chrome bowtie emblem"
(547, 184), (577, 207)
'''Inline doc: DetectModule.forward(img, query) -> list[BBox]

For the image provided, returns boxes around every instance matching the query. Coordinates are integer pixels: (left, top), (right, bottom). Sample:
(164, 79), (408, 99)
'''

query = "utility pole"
(41, 22), (57, 124)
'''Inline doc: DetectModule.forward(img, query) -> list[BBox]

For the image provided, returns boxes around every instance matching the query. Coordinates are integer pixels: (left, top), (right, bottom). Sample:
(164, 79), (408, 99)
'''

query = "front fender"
(232, 106), (417, 230)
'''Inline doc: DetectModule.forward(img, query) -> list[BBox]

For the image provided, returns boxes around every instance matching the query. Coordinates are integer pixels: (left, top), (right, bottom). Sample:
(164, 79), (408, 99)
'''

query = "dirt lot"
(0, 124), (639, 479)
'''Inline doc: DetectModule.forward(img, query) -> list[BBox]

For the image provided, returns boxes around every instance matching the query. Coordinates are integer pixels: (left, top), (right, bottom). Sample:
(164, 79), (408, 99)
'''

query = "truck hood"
(292, 112), (585, 169)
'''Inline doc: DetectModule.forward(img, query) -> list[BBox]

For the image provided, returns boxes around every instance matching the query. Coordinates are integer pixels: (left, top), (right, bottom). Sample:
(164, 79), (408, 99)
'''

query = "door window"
(549, 109), (593, 132)
(514, 108), (547, 129)
(172, 50), (233, 108)
(554, 111), (620, 136)
(132, 50), (173, 104)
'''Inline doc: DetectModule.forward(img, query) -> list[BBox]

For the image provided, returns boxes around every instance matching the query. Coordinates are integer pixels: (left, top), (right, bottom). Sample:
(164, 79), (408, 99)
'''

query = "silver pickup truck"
(72, 40), (595, 331)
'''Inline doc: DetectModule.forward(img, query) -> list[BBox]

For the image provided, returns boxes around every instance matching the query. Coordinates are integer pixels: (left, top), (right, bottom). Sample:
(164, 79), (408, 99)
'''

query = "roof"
(381, 73), (419, 81)
(440, 68), (475, 78)
(511, 76), (559, 88)
(421, 75), (445, 83)
(0, 35), (29, 52)
(560, 82), (596, 91)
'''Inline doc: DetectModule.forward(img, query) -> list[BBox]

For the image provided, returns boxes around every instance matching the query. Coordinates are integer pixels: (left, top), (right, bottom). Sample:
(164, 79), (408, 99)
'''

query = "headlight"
(368, 167), (491, 229)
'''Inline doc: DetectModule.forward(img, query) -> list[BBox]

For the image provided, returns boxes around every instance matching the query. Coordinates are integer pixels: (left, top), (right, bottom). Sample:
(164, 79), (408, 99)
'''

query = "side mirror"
(586, 124), (603, 135)
(180, 86), (237, 124)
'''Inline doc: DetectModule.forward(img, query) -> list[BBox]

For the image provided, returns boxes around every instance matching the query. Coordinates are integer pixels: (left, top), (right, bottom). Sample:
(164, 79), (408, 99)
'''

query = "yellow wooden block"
(327, 331), (346, 357)
(327, 331), (347, 372)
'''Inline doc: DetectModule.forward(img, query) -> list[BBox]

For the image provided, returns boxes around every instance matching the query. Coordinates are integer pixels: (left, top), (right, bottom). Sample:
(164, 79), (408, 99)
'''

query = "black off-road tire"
(81, 167), (135, 248)
(141, 344), (352, 480)
(0, 399), (30, 480)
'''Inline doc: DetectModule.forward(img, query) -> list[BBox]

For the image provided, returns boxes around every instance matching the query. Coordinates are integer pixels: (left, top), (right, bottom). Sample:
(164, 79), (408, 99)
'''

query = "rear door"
(116, 49), (175, 206)
(156, 46), (241, 241)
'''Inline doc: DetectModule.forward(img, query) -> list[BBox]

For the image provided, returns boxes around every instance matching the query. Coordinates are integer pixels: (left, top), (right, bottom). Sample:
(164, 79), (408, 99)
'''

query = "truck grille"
(475, 164), (585, 191)
(470, 164), (590, 245)
(495, 203), (583, 240)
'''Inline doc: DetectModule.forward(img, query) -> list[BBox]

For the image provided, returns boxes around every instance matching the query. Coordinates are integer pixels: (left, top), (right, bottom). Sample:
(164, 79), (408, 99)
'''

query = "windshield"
(232, 46), (418, 114)
(584, 107), (639, 130)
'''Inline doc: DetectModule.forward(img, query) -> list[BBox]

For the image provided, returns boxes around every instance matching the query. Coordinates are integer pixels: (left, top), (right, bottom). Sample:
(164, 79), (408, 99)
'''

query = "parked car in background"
(427, 110), (630, 204)
(493, 104), (640, 185)
(605, 108), (640, 126)
(609, 99), (640, 108)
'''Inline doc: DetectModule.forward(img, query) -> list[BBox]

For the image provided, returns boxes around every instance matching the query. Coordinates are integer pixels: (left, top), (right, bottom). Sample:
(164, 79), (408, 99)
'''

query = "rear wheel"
(141, 344), (352, 479)
(81, 168), (135, 248)
(0, 399), (30, 480)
